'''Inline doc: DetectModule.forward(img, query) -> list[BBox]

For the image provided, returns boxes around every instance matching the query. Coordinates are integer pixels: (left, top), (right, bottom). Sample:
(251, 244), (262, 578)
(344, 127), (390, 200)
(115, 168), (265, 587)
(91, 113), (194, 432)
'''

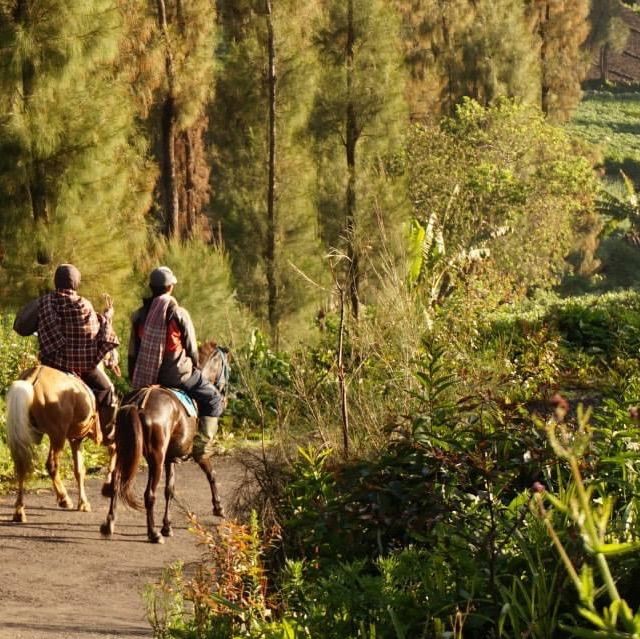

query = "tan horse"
(6, 365), (116, 522)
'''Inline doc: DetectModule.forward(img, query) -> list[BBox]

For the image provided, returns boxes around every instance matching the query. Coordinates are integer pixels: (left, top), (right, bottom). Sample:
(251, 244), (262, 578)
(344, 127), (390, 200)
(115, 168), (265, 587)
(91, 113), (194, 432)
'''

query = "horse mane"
(198, 340), (218, 362)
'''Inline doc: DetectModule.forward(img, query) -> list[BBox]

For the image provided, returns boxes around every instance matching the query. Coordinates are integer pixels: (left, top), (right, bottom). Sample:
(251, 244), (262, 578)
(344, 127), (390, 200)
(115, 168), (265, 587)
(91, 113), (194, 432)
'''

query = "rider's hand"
(102, 294), (114, 321)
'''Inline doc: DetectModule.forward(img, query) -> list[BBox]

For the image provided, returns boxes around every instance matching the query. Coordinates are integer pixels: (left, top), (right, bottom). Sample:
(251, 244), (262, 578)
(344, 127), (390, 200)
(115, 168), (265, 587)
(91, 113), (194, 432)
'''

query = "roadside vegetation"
(137, 102), (640, 638)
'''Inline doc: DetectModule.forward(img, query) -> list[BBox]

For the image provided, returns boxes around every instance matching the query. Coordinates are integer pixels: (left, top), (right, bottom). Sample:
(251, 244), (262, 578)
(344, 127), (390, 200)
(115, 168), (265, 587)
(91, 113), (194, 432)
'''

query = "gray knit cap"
(54, 264), (81, 291)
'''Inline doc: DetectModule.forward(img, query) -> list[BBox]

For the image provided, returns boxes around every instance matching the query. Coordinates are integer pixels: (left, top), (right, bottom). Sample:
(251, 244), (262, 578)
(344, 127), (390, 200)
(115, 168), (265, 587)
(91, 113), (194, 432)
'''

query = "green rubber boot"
(193, 416), (219, 462)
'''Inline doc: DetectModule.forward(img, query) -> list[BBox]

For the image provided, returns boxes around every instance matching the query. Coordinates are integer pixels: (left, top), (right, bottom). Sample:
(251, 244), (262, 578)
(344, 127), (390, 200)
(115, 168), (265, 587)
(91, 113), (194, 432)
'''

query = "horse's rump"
(112, 387), (194, 509)
(121, 386), (195, 453)
(24, 366), (99, 443)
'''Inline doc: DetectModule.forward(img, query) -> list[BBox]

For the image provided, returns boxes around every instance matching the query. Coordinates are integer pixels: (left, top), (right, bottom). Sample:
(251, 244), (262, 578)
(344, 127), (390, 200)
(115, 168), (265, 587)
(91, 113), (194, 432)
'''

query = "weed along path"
(0, 453), (245, 639)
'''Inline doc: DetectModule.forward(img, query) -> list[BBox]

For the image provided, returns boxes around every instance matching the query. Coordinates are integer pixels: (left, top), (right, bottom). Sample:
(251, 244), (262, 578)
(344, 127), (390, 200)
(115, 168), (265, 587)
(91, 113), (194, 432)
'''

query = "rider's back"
(129, 299), (198, 387)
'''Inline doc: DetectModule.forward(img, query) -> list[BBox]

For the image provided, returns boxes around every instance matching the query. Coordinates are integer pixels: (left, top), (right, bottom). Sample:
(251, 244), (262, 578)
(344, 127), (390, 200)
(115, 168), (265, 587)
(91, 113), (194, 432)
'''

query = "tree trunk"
(183, 128), (196, 238)
(15, 0), (49, 224)
(265, 0), (279, 345)
(538, 0), (551, 115)
(161, 95), (179, 238)
(441, 12), (455, 116)
(156, 0), (179, 239)
(346, 0), (360, 320)
(600, 43), (609, 83)
(337, 285), (350, 458)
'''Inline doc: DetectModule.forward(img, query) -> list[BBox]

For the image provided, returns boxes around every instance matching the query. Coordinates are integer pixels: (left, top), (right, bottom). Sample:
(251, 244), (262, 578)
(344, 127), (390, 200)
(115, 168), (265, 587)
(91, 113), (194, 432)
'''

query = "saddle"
(166, 388), (198, 418)
(127, 385), (198, 418)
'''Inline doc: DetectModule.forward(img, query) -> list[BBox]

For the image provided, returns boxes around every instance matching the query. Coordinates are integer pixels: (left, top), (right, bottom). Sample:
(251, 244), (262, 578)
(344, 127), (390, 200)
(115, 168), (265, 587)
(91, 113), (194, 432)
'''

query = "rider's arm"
(13, 297), (40, 336)
(173, 306), (199, 367)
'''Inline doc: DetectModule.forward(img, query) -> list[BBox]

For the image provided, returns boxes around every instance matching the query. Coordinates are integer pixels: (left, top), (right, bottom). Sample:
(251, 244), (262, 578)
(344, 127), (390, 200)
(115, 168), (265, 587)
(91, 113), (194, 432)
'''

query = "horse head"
(199, 340), (229, 401)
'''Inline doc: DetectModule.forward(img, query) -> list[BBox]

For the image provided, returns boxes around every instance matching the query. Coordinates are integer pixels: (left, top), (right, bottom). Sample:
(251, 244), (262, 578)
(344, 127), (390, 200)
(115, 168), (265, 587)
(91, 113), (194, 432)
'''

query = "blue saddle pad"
(167, 388), (198, 418)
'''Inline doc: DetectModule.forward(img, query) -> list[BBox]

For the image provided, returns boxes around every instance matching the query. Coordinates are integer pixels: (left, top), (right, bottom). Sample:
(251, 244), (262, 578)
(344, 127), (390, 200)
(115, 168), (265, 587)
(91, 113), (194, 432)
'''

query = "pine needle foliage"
(395, 0), (539, 120)
(309, 0), (409, 316)
(526, 0), (591, 123)
(153, 238), (249, 345)
(0, 0), (152, 308)
(211, 0), (325, 344)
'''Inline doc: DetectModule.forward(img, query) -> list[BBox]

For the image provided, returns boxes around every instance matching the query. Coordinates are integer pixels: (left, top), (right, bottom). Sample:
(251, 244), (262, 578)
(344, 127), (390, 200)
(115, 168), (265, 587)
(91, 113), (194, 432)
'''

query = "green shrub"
(407, 98), (601, 310)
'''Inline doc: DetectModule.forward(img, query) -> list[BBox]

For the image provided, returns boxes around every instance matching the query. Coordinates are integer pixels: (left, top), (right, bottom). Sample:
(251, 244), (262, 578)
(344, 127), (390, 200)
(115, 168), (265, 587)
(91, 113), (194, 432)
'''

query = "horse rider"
(13, 263), (120, 443)
(128, 266), (223, 462)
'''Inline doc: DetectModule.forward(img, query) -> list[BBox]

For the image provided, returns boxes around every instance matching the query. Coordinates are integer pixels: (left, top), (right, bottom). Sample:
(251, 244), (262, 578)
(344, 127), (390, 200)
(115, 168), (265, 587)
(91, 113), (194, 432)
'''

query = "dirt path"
(0, 453), (246, 639)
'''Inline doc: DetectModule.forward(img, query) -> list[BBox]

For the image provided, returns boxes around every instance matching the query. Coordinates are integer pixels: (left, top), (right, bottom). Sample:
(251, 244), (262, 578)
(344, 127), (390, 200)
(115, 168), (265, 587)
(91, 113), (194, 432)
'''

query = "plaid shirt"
(38, 290), (119, 373)
(131, 294), (174, 389)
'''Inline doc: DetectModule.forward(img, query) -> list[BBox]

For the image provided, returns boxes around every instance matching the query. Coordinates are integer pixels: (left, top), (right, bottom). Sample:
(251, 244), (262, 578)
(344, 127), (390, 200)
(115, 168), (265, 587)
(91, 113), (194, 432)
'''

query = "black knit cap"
(54, 264), (81, 290)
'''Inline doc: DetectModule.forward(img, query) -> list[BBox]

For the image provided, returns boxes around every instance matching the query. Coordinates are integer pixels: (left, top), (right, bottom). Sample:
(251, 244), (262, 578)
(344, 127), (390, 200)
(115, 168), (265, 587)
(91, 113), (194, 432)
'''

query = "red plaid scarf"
(38, 290), (119, 373)
(132, 294), (175, 389)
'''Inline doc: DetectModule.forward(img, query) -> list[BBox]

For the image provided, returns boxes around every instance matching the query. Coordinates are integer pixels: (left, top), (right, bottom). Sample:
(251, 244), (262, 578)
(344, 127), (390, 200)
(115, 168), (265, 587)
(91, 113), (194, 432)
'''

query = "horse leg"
(70, 439), (91, 512)
(100, 468), (119, 538)
(161, 460), (176, 538)
(101, 444), (117, 497)
(145, 454), (164, 543)
(12, 470), (27, 523)
(196, 457), (225, 518)
(47, 441), (72, 509)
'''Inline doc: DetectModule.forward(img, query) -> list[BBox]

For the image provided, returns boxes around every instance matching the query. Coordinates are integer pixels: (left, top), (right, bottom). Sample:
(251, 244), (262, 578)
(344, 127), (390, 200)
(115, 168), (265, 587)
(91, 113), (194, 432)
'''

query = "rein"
(121, 385), (185, 412)
(120, 386), (156, 411)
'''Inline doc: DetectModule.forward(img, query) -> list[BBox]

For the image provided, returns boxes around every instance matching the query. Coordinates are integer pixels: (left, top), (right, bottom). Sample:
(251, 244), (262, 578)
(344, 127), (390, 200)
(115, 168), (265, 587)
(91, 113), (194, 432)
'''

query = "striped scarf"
(131, 294), (175, 389)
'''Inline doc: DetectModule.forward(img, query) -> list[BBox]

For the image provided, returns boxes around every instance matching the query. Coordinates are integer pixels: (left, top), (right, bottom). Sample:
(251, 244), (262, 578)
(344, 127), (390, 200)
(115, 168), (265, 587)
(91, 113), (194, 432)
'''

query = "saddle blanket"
(167, 388), (198, 418)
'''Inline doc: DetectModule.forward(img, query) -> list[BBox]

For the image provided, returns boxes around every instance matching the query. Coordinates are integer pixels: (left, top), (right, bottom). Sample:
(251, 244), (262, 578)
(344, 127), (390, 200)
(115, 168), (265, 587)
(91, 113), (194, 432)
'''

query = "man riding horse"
(128, 266), (223, 462)
(13, 263), (119, 442)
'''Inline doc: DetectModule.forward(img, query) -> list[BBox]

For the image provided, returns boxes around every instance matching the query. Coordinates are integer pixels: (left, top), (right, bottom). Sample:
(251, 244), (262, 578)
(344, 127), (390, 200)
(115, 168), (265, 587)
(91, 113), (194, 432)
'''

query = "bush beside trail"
(143, 287), (640, 638)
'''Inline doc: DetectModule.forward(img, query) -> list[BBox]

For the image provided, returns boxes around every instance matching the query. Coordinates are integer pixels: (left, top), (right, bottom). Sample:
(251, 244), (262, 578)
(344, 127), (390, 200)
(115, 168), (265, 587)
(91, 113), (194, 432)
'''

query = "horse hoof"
(59, 498), (73, 509)
(78, 502), (92, 513)
(149, 532), (164, 544)
(101, 482), (114, 498)
(161, 526), (173, 538)
(12, 511), (26, 523)
(213, 506), (225, 518)
(100, 522), (114, 537)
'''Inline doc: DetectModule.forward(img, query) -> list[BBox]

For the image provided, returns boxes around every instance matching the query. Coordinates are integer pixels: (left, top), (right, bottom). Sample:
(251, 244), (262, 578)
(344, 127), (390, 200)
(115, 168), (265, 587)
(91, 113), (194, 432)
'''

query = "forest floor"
(0, 451), (249, 638)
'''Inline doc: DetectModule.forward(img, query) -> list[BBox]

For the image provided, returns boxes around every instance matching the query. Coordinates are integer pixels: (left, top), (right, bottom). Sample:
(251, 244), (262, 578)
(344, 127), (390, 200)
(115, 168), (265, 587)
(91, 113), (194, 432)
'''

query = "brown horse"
(100, 343), (228, 543)
(6, 365), (117, 522)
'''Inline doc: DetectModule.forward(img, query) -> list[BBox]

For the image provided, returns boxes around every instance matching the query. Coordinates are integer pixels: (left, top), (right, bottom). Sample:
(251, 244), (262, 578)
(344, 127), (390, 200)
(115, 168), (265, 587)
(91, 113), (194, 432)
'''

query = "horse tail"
(113, 405), (144, 510)
(6, 380), (36, 479)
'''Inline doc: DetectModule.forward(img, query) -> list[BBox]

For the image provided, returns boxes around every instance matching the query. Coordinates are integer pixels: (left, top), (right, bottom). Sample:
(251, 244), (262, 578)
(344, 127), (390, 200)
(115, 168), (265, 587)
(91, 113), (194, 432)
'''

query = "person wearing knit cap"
(13, 264), (120, 442)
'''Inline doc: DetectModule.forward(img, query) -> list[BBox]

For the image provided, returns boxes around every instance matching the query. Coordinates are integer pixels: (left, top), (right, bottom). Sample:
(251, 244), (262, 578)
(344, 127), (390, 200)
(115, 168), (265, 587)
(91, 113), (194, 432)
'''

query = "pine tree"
(310, 0), (408, 318)
(394, 0), (472, 119)
(211, 0), (325, 344)
(149, 0), (216, 240)
(0, 0), (152, 307)
(458, 0), (539, 108)
(394, 0), (539, 120)
(526, 0), (591, 122)
(153, 238), (249, 343)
